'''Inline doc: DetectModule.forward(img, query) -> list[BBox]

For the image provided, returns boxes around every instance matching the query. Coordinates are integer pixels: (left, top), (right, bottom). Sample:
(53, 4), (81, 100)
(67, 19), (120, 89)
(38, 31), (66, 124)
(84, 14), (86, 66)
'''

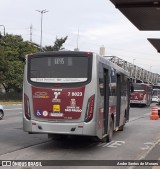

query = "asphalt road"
(0, 104), (160, 169)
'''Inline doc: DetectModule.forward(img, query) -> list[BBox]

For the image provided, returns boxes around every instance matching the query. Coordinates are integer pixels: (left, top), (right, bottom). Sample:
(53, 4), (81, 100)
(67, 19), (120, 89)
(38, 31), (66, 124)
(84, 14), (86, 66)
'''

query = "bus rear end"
(23, 51), (99, 138)
(130, 83), (151, 106)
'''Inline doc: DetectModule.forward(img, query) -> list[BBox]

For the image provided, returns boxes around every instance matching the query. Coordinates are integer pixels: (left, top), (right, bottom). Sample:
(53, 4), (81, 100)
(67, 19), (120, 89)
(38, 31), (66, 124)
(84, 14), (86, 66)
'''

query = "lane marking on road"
(2, 104), (22, 106)
(102, 141), (115, 147)
(4, 108), (22, 111)
(107, 141), (125, 148)
(141, 142), (154, 150)
(97, 142), (107, 147)
(97, 140), (126, 148)
(128, 139), (160, 169)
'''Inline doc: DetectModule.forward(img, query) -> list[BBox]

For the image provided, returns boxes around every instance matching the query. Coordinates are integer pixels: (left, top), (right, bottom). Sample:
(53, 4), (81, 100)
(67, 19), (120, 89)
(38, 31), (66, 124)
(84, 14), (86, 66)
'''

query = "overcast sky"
(1, 0), (160, 73)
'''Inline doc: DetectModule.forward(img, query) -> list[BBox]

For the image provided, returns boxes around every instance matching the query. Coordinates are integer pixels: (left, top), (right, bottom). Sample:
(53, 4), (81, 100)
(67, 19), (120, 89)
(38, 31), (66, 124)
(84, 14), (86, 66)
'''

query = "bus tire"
(106, 118), (114, 142)
(119, 113), (126, 131)
(119, 124), (124, 131)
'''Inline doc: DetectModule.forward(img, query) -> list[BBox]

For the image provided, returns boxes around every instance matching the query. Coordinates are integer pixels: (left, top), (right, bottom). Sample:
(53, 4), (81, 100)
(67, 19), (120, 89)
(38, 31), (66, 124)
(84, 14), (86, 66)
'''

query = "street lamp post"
(0, 25), (5, 36)
(36, 9), (48, 49)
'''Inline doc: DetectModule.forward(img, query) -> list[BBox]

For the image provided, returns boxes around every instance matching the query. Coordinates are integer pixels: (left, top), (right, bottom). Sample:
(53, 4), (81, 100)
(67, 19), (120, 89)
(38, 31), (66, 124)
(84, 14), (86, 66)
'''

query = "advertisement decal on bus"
(32, 86), (85, 120)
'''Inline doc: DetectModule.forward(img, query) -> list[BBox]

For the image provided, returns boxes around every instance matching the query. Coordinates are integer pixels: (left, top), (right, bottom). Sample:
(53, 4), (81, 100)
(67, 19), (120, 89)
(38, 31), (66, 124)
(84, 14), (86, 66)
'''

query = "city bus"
(130, 83), (152, 106)
(23, 51), (131, 142)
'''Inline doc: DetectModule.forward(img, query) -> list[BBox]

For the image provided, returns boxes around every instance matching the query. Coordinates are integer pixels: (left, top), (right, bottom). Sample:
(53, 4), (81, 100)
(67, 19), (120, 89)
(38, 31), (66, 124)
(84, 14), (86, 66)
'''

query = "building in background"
(99, 46), (105, 56)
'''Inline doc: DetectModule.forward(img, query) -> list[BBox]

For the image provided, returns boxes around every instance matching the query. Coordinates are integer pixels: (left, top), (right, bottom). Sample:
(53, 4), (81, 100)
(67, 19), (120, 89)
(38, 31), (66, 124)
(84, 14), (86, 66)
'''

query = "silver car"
(152, 89), (160, 104)
(0, 105), (4, 120)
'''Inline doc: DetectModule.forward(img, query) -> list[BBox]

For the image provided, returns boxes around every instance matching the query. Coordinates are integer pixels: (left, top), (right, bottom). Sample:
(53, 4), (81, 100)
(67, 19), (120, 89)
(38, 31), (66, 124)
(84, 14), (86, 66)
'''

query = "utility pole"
(36, 9), (48, 49)
(30, 25), (33, 43)
(74, 28), (79, 51)
(76, 28), (79, 50)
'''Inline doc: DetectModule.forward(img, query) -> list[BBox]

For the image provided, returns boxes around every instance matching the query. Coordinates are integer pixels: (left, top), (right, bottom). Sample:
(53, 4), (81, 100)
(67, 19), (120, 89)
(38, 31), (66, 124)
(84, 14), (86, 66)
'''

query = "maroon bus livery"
(23, 51), (131, 142)
(130, 83), (152, 106)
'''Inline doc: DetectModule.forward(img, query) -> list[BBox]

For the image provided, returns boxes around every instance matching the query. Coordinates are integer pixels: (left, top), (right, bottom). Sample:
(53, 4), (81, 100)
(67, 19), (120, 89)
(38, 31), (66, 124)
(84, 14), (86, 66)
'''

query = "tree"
(0, 34), (40, 93)
(0, 33), (68, 93)
(0, 34), (40, 61)
(43, 36), (68, 51)
(1, 61), (24, 93)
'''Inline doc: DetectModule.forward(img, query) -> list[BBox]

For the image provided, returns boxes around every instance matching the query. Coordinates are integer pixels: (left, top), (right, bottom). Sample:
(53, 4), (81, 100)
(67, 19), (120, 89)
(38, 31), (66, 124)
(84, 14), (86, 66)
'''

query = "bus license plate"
(50, 113), (63, 117)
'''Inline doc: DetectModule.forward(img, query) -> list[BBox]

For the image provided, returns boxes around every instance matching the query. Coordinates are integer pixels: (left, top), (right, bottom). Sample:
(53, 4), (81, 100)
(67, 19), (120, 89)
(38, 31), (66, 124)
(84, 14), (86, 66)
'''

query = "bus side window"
(99, 78), (104, 96)
(110, 68), (117, 96)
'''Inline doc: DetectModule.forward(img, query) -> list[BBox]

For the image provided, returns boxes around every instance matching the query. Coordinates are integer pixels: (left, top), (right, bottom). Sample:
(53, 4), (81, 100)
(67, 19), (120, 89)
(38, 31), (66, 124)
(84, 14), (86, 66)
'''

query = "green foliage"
(2, 61), (24, 93)
(0, 34), (40, 93)
(0, 34), (40, 61)
(0, 33), (68, 93)
(43, 36), (68, 51)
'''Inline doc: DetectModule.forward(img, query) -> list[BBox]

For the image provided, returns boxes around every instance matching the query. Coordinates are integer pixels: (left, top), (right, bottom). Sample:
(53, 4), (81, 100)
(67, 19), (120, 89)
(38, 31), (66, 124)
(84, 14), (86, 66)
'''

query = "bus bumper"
(23, 118), (96, 136)
(130, 100), (147, 104)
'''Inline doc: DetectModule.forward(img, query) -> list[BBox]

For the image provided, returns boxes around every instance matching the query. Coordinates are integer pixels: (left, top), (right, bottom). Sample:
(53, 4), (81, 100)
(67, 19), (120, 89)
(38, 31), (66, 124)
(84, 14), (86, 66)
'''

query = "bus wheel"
(119, 124), (124, 131)
(106, 118), (113, 142)
(119, 114), (126, 131)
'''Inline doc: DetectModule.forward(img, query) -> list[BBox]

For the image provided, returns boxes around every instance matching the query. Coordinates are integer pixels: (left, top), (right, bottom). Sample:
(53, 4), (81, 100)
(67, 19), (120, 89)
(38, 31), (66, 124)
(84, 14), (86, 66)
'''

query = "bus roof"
(27, 51), (93, 57)
(27, 51), (129, 77)
(99, 55), (129, 76)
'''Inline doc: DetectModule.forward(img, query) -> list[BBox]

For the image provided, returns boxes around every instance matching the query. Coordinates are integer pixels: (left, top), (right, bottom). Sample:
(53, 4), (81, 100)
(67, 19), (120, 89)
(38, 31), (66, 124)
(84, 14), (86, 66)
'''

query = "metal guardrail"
(105, 56), (160, 84)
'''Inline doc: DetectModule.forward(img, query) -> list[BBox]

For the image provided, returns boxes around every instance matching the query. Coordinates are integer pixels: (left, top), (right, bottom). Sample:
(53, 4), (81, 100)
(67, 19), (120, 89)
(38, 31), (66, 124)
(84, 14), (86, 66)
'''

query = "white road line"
(4, 108), (22, 111)
(107, 141), (125, 148)
(128, 139), (160, 169)
(103, 141), (115, 147)
(141, 142), (154, 150)
(97, 142), (107, 147)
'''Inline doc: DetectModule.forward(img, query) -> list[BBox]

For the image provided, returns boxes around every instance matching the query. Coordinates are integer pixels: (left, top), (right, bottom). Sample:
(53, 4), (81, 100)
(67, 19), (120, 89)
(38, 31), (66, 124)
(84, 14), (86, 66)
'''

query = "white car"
(152, 89), (160, 104)
(152, 96), (160, 104)
(0, 105), (4, 120)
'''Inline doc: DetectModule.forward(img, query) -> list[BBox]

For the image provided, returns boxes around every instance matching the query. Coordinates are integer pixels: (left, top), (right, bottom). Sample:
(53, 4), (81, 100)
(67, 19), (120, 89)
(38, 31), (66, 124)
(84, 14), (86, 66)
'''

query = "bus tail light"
(85, 95), (95, 122)
(24, 94), (31, 120)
